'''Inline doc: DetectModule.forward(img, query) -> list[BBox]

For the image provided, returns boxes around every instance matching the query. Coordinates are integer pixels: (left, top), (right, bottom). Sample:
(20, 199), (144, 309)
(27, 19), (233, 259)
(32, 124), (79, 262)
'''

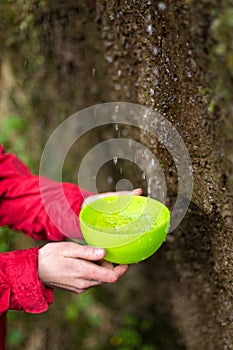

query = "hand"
(38, 242), (128, 294)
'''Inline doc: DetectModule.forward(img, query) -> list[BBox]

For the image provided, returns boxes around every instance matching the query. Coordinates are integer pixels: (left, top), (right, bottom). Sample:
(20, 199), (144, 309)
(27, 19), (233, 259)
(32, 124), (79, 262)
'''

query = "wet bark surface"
(98, 1), (233, 349)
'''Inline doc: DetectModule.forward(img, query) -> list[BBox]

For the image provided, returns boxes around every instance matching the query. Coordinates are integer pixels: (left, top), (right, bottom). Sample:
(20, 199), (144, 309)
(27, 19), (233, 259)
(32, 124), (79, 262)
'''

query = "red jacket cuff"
(0, 247), (53, 315)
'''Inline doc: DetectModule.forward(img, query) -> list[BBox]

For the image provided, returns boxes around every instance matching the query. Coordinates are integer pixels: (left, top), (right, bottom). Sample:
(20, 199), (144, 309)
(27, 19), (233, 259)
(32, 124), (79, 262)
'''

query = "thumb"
(64, 243), (106, 261)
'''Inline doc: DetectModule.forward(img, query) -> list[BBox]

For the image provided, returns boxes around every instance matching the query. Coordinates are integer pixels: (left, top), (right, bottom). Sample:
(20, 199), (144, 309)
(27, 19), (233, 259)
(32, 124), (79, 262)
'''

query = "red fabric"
(0, 314), (6, 349)
(0, 145), (91, 348)
(0, 248), (53, 314)
(0, 145), (90, 240)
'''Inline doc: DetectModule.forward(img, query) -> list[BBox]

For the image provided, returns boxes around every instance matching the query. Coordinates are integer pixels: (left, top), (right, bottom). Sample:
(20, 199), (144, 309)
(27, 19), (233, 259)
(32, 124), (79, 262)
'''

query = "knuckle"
(82, 246), (94, 258)
(77, 280), (87, 290)
(75, 288), (85, 294)
(108, 273), (119, 284)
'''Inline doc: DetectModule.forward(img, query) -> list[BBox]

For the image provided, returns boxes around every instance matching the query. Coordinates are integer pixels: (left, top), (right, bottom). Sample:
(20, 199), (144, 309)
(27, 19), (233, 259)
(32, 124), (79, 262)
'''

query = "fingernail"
(95, 248), (105, 256)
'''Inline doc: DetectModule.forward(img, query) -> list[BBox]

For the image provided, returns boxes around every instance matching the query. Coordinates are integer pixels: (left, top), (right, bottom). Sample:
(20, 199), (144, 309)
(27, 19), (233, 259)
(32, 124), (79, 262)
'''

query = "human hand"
(38, 242), (128, 294)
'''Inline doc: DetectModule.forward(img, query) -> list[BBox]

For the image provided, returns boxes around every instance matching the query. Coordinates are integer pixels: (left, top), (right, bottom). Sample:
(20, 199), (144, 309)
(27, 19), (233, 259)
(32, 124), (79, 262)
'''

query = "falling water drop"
(146, 24), (153, 35)
(117, 69), (122, 77)
(113, 156), (118, 165)
(158, 2), (166, 10)
(107, 176), (113, 184)
(153, 47), (158, 55)
(112, 114), (117, 121)
(189, 165), (193, 175)
(142, 172), (146, 180)
(147, 178), (152, 197)
(105, 55), (113, 63)
(150, 158), (155, 167)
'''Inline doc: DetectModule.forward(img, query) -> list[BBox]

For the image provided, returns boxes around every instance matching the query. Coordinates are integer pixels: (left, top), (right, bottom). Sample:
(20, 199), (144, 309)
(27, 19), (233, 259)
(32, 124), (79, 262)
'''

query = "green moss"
(210, 7), (233, 101)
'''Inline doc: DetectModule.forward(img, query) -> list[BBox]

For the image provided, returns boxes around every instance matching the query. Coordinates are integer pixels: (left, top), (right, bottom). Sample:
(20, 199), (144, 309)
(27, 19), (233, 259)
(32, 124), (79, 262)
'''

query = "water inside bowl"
(94, 211), (156, 234)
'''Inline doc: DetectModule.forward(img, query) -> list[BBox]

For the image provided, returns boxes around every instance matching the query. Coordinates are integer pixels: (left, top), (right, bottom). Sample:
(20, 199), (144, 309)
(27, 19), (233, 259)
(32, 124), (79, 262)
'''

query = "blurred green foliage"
(0, 227), (16, 252)
(109, 314), (157, 350)
(210, 6), (233, 101)
(0, 114), (34, 168)
(212, 8), (233, 71)
(7, 311), (24, 349)
(64, 292), (101, 327)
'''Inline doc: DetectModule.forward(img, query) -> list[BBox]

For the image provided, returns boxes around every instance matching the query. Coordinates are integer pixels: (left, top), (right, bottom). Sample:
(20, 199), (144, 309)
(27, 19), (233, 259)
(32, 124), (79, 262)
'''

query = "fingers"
(93, 262), (129, 283)
(61, 242), (129, 281)
(74, 264), (129, 291)
(38, 242), (129, 295)
(59, 242), (128, 282)
(132, 188), (143, 195)
(96, 263), (128, 283)
(72, 258), (128, 284)
(100, 260), (114, 269)
(62, 242), (106, 261)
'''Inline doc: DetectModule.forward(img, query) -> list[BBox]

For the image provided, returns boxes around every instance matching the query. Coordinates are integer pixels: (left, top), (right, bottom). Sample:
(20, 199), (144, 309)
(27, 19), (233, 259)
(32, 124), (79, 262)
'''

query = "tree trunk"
(98, 1), (233, 349)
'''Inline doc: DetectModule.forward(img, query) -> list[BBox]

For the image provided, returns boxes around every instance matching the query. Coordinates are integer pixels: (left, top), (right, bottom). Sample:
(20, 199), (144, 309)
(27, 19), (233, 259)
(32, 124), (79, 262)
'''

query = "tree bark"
(98, 1), (233, 349)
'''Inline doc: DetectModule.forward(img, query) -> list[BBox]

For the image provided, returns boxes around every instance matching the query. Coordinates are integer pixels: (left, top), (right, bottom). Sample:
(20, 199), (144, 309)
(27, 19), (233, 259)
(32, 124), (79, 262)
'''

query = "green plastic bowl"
(79, 195), (170, 264)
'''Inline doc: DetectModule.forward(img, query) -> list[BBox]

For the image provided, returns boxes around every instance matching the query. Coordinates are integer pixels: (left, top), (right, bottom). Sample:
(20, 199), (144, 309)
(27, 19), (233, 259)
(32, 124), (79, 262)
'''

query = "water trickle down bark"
(98, 1), (233, 349)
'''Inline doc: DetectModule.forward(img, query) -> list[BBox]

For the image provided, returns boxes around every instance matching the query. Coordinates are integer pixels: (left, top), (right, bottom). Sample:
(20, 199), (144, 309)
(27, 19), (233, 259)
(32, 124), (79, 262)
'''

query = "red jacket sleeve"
(0, 144), (91, 241)
(0, 145), (92, 315)
(0, 248), (53, 316)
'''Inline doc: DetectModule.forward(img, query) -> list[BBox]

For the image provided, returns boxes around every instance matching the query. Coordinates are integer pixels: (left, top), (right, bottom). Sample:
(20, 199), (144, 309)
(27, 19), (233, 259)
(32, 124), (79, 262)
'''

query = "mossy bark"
(98, 1), (233, 349)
